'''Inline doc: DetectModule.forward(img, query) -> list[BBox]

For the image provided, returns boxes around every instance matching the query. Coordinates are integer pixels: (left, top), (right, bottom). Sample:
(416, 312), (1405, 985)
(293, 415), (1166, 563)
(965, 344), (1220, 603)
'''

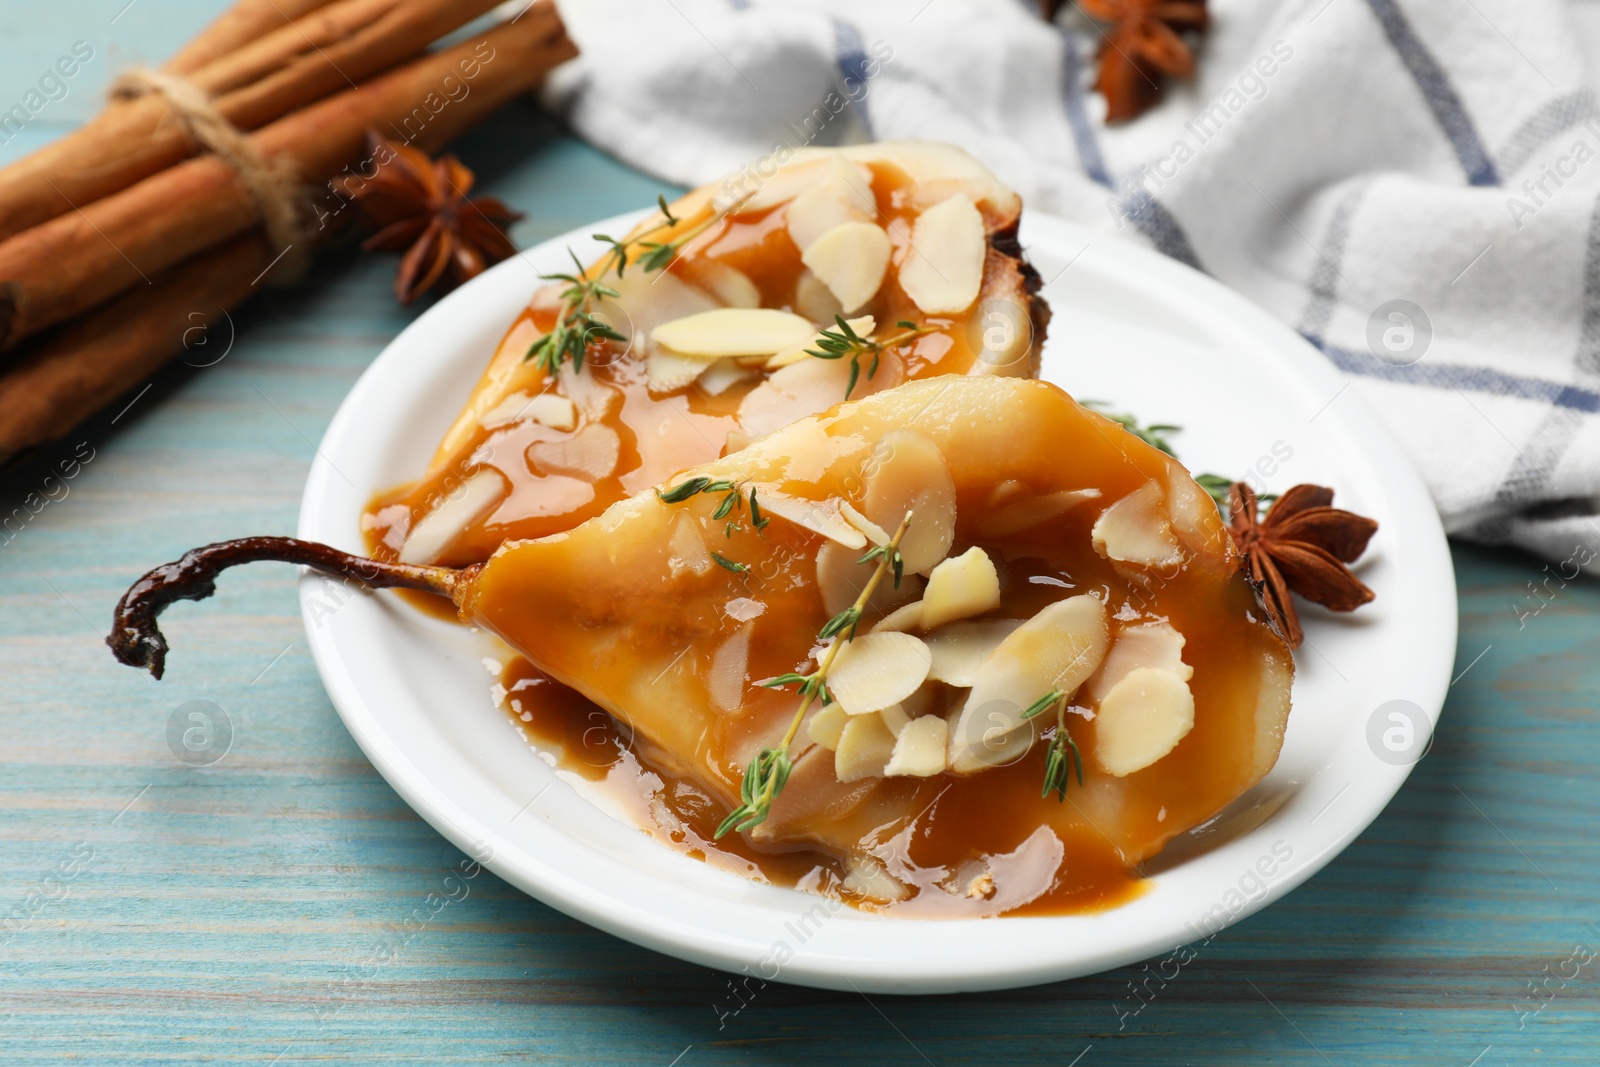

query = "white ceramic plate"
(299, 210), (1456, 993)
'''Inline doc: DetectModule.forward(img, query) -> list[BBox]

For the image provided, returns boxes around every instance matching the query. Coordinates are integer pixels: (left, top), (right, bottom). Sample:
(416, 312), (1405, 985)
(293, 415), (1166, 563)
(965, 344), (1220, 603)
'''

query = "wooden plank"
(2, 11), (1598, 1063)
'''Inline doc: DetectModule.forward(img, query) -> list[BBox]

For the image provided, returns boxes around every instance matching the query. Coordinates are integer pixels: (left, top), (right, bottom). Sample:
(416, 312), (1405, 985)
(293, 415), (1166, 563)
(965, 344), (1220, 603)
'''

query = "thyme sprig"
(807, 316), (935, 400)
(1194, 473), (1278, 517)
(857, 539), (906, 591)
(1021, 689), (1084, 802)
(715, 510), (914, 838)
(1082, 400), (1182, 457)
(656, 476), (770, 542)
(525, 194), (742, 376)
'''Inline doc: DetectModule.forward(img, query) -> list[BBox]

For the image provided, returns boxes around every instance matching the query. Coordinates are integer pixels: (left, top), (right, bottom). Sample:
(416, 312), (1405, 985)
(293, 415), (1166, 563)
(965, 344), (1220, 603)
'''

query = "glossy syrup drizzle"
(495, 655), (1147, 917)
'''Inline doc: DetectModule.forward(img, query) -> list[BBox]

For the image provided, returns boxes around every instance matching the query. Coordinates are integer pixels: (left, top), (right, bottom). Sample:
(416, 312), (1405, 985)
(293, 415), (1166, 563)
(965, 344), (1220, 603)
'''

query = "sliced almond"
(838, 500), (888, 545)
(872, 600), (924, 634)
(651, 308), (816, 358)
(879, 702), (911, 737)
(732, 156), (833, 212)
(708, 624), (753, 713)
(1085, 620), (1193, 703)
(1094, 666), (1196, 776)
(667, 510), (713, 578)
(647, 347), (716, 394)
(824, 151), (877, 216)
(558, 361), (618, 422)
(750, 488), (866, 549)
(724, 596), (766, 622)
(919, 546), (1001, 630)
(862, 430), (957, 575)
(695, 359), (761, 397)
(834, 712), (897, 783)
(1091, 482), (1182, 567)
(477, 391), (532, 429)
(766, 315), (875, 371)
(526, 394), (579, 431)
(802, 222), (892, 314)
(976, 488), (1102, 538)
(816, 541), (922, 618)
(398, 469), (505, 564)
(604, 262), (718, 342)
(898, 193), (985, 315)
(827, 631), (933, 715)
(794, 267), (844, 323)
(736, 354), (857, 440)
(884, 715), (948, 777)
(924, 618), (1024, 686)
(787, 182), (867, 253)
(947, 594), (1109, 773)
(807, 703), (850, 750)
(842, 852), (909, 901)
(528, 423), (620, 481)
(697, 261), (761, 308)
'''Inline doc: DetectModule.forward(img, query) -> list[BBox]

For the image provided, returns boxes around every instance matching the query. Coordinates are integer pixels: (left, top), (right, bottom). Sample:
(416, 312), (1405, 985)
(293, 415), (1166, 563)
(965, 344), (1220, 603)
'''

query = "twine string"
(111, 68), (306, 274)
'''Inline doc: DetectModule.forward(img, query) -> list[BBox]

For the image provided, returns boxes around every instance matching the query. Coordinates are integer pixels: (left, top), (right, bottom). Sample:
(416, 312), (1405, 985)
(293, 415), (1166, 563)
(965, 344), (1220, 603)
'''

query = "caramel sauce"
(497, 655), (1146, 916)
(499, 657), (830, 890)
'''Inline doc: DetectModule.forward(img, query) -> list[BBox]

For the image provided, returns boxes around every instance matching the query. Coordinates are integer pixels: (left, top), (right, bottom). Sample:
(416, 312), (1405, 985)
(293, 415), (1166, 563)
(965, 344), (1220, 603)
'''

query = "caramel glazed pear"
(110, 376), (1293, 911)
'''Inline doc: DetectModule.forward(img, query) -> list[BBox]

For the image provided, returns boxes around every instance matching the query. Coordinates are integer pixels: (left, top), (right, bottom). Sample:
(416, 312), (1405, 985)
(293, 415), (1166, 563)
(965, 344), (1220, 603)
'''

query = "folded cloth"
(546, 0), (1600, 568)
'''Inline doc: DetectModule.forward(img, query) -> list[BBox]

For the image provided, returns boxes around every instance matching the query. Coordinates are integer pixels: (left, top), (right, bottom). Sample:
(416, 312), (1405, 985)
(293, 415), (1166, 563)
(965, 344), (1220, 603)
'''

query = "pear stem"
(107, 536), (463, 680)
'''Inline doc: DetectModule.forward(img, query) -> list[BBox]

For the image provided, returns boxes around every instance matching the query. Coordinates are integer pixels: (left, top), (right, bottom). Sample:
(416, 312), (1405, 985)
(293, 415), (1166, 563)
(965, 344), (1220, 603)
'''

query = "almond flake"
(1091, 482), (1182, 567)
(398, 469), (505, 564)
(838, 500), (889, 545)
(834, 712), (897, 783)
(827, 631), (933, 715)
(651, 308), (817, 358)
(647, 348), (716, 394)
(919, 546), (1001, 630)
(748, 487), (866, 548)
(871, 600), (925, 634)
(898, 193), (985, 315)
(884, 715), (948, 777)
(802, 221), (892, 313)
(947, 594), (1110, 773)
(1094, 667), (1195, 776)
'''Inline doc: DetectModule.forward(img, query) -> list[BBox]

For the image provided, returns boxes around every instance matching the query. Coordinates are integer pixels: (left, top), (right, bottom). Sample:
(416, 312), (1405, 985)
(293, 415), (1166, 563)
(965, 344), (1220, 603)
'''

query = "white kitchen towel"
(545, 0), (1600, 569)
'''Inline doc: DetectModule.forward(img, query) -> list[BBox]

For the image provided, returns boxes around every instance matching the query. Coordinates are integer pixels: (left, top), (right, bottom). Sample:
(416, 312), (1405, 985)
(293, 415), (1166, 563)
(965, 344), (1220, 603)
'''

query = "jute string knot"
(111, 69), (307, 279)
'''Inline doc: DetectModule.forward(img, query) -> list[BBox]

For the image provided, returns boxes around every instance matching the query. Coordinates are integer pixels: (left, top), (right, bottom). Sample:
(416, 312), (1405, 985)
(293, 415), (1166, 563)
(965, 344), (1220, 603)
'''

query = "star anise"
(1072, 0), (1209, 123)
(1228, 483), (1378, 648)
(339, 130), (523, 305)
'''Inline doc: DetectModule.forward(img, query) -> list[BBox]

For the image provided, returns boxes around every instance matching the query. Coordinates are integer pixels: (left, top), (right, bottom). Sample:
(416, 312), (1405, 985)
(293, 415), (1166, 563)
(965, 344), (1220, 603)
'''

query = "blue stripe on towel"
(1118, 188), (1205, 272)
(1058, 29), (1113, 188)
(1363, 0), (1500, 186)
(1307, 334), (1600, 413)
(833, 21), (874, 139)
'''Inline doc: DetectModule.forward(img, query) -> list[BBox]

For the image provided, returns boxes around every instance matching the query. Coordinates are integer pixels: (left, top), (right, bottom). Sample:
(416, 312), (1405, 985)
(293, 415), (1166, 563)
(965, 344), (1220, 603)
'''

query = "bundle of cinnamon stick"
(0, 0), (576, 465)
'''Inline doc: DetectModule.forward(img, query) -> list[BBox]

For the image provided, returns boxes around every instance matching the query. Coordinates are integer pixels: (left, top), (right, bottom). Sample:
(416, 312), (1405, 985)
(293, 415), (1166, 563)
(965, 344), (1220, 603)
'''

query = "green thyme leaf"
(657, 476), (712, 503)
(1021, 689), (1066, 720)
(818, 607), (861, 641)
(710, 552), (748, 574)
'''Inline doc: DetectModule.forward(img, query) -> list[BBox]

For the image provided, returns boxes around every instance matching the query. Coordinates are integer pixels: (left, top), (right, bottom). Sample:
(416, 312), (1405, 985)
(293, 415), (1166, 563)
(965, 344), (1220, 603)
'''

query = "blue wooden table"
(3, 5), (1598, 1064)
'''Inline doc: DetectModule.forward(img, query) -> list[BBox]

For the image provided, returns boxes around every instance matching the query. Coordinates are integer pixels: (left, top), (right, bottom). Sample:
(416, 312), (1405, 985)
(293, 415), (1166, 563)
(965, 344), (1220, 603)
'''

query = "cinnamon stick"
(165, 0), (337, 74)
(0, 233), (279, 465)
(0, 0), (504, 243)
(0, 2), (575, 352)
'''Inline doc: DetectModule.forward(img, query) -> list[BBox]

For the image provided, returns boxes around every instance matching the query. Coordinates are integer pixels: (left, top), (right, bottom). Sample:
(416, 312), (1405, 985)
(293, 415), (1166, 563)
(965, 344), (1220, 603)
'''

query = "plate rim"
(299, 207), (1457, 993)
